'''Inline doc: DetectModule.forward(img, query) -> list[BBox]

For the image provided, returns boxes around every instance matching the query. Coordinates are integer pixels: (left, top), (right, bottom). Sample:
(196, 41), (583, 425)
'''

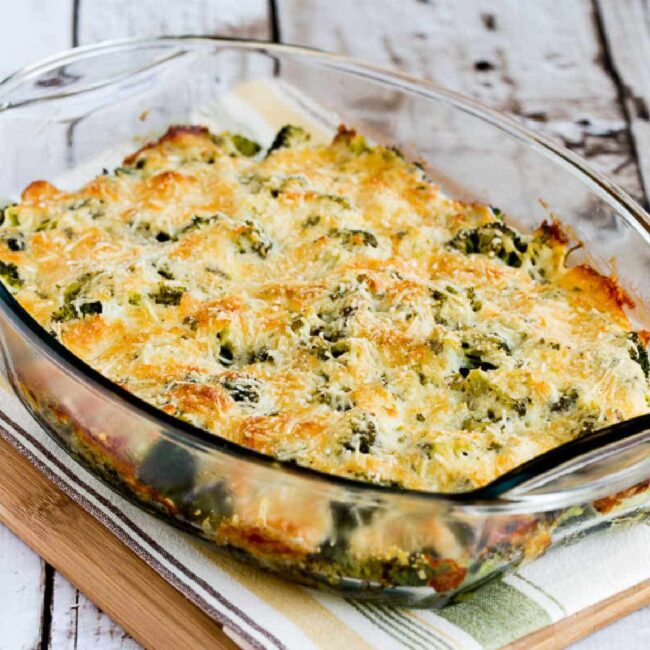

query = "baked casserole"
(1, 123), (648, 496)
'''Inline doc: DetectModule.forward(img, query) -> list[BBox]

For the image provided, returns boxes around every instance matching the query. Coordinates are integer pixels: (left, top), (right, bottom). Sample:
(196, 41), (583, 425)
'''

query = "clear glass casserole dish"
(0, 37), (650, 608)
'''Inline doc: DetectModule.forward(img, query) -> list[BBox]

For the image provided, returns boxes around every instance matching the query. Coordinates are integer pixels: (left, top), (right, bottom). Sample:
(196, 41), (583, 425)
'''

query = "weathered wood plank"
(0, 3), (75, 648)
(0, 0), (73, 79)
(0, 0), (77, 198)
(0, 527), (47, 650)
(45, 3), (272, 648)
(276, 0), (643, 200)
(50, 575), (83, 650)
(50, 574), (140, 650)
(597, 0), (650, 203)
(77, 0), (271, 43)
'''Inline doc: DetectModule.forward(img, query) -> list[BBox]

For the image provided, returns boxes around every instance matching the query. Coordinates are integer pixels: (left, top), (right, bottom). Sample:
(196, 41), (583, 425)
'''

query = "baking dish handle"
(0, 39), (189, 110)
(476, 414), (650, 503)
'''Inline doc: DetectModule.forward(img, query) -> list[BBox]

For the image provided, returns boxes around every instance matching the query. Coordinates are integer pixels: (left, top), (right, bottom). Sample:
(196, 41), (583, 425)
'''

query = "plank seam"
(39, 564), (55, 650)
(72, 0), (80, 47)
(269, 0), (281, 43)
(592, 0), (649, 206)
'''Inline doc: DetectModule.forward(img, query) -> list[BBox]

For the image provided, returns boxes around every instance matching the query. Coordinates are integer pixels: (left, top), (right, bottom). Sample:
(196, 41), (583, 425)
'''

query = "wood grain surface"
(0, 434), (236, 650)
(0, 525), (46, 649)
(2, 1), (650, 648)
(507, 578), (650, 650)
(597, 0), (650, 201)
(277, 0), (644, 201)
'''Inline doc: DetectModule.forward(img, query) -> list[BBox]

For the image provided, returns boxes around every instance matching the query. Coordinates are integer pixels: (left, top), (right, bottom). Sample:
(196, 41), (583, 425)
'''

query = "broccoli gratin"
(3, 124), (649, 493)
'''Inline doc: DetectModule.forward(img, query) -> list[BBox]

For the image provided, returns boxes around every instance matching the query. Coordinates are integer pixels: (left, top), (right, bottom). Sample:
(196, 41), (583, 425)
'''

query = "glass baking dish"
(0, 38), (650, 608)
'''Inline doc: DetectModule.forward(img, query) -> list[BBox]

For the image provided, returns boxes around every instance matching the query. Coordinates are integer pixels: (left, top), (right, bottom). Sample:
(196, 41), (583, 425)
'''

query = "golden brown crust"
(535, 219), (569, 245)
(423, 557), (468, 591)
(558, 264), (635, 326)
(123, 124), (211, 164)
(21, 180), (63, 203)
(215, 521), (311, 559)
(593, 479), (650, 514)
(2, 124), (648, 494)
(639, 330), (650, 347)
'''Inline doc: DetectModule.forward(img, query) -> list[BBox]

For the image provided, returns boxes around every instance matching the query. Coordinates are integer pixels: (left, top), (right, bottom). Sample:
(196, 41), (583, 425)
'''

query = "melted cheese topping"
(2, 124), (649, 492)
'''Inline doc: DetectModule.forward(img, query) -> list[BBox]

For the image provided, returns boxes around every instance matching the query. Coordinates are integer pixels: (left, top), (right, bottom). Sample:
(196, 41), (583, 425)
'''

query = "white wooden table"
(1, 1), (650, 647)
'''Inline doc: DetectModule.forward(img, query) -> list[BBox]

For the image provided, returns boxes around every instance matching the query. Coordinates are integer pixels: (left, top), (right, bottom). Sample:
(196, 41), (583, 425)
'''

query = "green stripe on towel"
(437, 578), (551, 649)
(346, 600), (424, 650)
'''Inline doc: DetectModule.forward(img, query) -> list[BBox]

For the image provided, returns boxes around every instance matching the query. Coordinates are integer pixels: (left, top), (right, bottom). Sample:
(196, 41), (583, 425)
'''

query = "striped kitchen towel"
(2, 368), (650, 650)
(1, 78), (650, 650)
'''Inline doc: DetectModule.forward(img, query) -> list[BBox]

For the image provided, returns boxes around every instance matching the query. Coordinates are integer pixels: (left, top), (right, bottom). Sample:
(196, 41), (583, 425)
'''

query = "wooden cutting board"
(0, 435), (235, 649)
(1, 431), (649, 650)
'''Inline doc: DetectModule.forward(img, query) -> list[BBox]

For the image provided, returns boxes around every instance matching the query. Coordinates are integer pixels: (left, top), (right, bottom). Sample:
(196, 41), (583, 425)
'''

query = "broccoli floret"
(302, 214), (321, 228)
(344, 413), (377, 454)
(317, 501), (377, 567)
(490, 206), (504, 220)
(332, 127), (369, 155)
(267, 125), (310, 155)
(237, 220), (273, 258)
(180, 481), (233, 529)
(331, 228), (378, 249)
(6, 236), (24, 251)
(248, 347), (274, 364)
(313, 383), (355, 412)
(629, 332), (650, 378)
(467, 286), (483, 312)
(460, 371), (530, 428)
(179, 213), (221, 236)
(215, 329), (236, 366)
(330, 501), (376, 534)
(309, 321), (345, 344)
(137, 439), (196, 496)
(35, 217), (54, 232)
(152, 214), (221, 241)
(232, 134), (262, 157)
(0, 204), (18, 227)
(449, 222), (529, 268)
(459, 355), (498, 378)
(114, 166), (138, 177)
(79, 301), (102, 316)
(51, 303), (78, 323)
(51, 273), (101, 321)
(156, 265), (175, 280)
(0, 261), (23, 288)
(318, 194), (352, 210)
(221, 376), (262, 404)
(149, 284), (185, 306)
(330, 341), (351, 358)
(63, 273), (95, 303)
(458, 333), (510, 377)
(218, 342), (235, 366)
(550, 388), (579, 412)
